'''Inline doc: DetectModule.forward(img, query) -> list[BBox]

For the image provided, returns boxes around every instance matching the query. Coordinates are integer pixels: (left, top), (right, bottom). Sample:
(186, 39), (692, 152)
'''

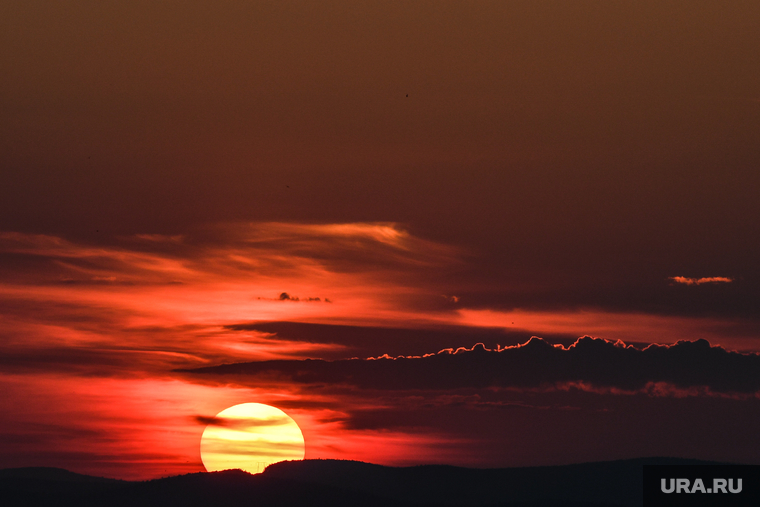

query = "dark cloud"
(194, 415), (222, 426)
(222, 321), (585, 359)
(341, 398), (580, 431)
(181, 337), (760, 395)
(193, 415), (293, 429)
(0, 347), (144, 377)
(263, 293), (327, 302)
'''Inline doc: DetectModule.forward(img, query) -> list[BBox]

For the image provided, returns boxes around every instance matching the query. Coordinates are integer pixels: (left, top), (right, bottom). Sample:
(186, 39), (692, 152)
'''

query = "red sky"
(1, 1), (760, 479)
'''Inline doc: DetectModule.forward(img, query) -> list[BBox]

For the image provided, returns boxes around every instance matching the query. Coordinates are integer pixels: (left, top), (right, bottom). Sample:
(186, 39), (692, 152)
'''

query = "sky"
(1, 1), (759, 480)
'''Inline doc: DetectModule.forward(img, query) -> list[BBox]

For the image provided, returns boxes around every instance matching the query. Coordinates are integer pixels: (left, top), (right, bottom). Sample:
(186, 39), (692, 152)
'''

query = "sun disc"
(200, 403), (304, 474)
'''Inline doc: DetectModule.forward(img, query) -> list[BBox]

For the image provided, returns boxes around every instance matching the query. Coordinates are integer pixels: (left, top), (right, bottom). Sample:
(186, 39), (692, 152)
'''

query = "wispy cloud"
(0, 222), (463, 378)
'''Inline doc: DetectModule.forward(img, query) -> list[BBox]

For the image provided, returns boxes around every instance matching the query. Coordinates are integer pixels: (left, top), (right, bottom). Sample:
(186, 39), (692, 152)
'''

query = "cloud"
(260, 292), (329, 302)
(0, 223), (465, 378)
(669, 276), (734, 286)
(454, 308), (760, 352)
(181, 337), (760, 395)
(0, 222), (459, 288)
(220, 321), (551, 360)
(2, 224), (760, 476)
(205, 441), (304, 457)
(193, 415), (293, 429)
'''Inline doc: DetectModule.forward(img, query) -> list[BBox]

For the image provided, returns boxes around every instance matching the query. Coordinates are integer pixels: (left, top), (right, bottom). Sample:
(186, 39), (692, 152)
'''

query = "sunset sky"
(1, 1), (759, 480)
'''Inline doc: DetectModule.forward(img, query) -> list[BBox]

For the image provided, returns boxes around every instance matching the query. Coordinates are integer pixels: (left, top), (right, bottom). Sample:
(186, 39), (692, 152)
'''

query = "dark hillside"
(0, 458), (726, 507)
(263, 457), (725, 507)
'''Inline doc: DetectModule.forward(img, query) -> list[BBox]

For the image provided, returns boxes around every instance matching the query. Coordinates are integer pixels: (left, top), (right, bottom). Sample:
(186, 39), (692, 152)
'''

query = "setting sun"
(200, 403), (305, 474)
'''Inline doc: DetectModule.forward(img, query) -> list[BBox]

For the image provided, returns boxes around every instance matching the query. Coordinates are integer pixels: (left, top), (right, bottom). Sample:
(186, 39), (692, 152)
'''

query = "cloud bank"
(182, 337), (760, 395)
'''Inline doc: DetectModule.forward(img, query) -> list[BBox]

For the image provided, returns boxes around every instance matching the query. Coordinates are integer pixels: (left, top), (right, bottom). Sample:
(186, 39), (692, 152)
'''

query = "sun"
(200, 403), (305, 474)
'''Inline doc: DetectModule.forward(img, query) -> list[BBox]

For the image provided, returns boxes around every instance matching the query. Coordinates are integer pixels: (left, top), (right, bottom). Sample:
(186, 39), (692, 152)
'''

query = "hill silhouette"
(0, 457), (726, 507)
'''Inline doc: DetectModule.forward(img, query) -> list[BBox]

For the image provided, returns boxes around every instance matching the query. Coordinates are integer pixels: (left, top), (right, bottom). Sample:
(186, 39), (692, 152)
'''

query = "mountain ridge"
(0, 457), (733, 507)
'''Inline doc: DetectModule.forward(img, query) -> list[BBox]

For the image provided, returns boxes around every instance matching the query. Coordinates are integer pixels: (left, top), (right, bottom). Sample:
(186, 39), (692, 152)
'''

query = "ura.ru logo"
(661, 478), (742, 494)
